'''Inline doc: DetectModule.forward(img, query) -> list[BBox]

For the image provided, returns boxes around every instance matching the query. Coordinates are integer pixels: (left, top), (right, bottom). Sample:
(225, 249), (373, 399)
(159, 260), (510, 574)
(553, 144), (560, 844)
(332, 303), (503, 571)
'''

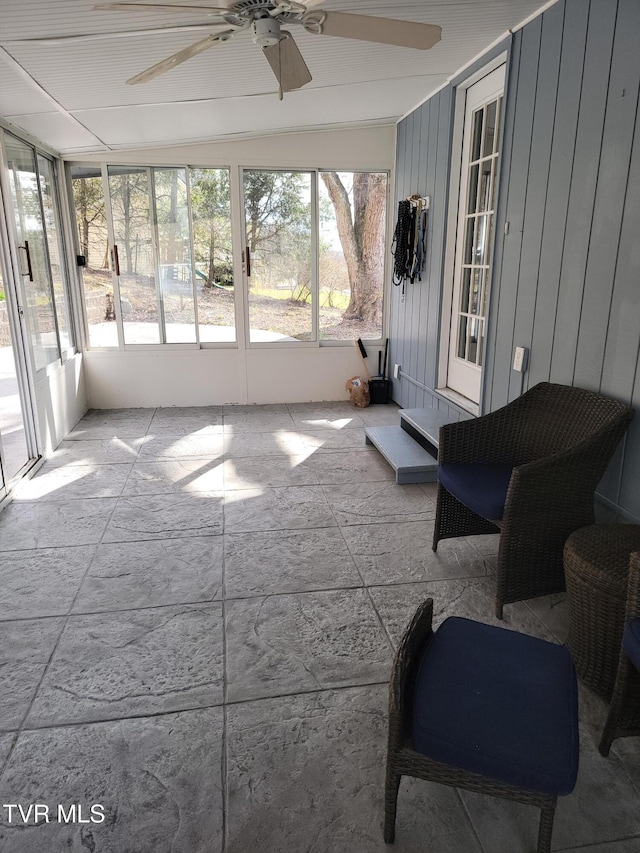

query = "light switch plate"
(513, 346), (528, 372)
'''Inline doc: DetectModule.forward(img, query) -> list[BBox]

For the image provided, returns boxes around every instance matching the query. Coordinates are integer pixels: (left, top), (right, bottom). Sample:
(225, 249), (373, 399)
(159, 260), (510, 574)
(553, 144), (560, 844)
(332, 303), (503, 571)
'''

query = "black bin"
(369, 378), (391, 404)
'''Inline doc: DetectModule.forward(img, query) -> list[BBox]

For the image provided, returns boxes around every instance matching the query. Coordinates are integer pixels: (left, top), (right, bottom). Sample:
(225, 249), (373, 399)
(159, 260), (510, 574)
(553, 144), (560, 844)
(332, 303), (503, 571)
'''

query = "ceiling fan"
(94, 0), (442, 99)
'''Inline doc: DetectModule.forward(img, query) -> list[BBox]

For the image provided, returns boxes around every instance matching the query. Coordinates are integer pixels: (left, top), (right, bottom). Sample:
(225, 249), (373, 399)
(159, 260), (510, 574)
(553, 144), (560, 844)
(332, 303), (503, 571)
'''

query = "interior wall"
(35, 354), (87, 456)
(391, 0), (640, 520)
(71, 125), (395, 407)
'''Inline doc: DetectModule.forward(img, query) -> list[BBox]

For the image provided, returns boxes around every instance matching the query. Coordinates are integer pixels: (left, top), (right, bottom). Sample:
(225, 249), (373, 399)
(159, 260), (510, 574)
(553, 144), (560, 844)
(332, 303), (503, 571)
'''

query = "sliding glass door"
(0, 259), (32, 489)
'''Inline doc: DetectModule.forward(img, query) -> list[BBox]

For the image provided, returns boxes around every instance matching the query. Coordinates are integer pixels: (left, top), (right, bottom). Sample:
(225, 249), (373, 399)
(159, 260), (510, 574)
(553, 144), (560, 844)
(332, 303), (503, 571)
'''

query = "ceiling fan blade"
(95, 3), (229, 16)
(126, 28), (234, 84)
(306, 11), (442, 51)
(262, 32), (312, 94)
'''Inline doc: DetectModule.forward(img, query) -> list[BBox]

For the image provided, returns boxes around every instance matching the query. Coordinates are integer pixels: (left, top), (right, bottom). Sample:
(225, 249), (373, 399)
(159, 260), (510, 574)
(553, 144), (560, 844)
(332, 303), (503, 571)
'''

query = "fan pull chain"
(278, 38), (283, 101)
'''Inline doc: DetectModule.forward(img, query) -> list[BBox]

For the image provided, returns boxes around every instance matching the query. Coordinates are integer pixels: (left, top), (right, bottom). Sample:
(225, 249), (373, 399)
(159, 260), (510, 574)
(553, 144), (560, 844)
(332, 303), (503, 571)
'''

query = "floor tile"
(138, 434), (225, 460)
(342, 520), (488, 585)
(223, 404), (295, 433)
(0, 707), (223, 853)
(73, 538), (223, 613)
(66, 410), (155, 440)
(12, 463), (132, 501)
(103, 492), (223, 542)
(226, 685), (482, 853)
(123, 459), (224, 495)
(0, 546), (95, 620)
(26, 604), (224, 727)
(288, 402), (364, 430)
(323, 482), (435, 526)
(44, 438), (144, 466)
(0, 618), (65, 730)
(369, 577), (555, 649)
(224, 528), (361, 597)
(0, 499), (116, 550)
(465, 532), (500, 555)
(523, 592), (570, 643)
(459, 719), (640, 852)
(355, 404), (403, 426)
(0, 734), (15, 771)
(297, 427), (370, 454)
(148, 406), (223, 435)
(222, 431), (306, 458)
(225, 589), (392, 701)
(223, 455), (319, 489)
(304, 449), (396, 484)
(224, 485), (336, 533)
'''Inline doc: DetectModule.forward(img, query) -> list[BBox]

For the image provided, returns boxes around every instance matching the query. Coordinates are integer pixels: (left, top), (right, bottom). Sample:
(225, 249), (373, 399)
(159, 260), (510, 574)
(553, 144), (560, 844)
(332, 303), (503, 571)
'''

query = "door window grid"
(455, 96), (502, 368)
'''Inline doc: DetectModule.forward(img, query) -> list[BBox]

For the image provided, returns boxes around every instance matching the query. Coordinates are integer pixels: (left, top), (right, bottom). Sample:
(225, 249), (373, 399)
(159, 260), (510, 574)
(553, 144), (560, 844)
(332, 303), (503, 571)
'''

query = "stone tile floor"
(0, 402), (638, 852)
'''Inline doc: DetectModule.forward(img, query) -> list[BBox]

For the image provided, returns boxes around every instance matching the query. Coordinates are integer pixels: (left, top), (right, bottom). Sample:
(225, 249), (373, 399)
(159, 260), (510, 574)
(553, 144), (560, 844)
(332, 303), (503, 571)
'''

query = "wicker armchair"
(432, 382), (634, 618)
(599, 552), (640, 756)
(385, 598), (579, 853)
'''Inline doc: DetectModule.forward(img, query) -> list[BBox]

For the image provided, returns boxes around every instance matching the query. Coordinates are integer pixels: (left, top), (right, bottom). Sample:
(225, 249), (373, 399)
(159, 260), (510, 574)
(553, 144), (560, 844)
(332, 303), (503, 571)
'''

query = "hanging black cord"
(391, 200), (412, 286)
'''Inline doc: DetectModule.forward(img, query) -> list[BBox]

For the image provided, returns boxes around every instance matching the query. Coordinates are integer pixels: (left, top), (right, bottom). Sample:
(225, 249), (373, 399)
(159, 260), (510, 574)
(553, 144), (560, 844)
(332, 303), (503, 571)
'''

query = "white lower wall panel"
(84, 346), (381, 408)
(35, 353), (87, 455)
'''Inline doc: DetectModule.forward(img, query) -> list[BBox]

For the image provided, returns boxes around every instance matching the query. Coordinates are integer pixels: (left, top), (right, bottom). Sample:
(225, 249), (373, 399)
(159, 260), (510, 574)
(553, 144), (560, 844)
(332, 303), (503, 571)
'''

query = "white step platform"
(365, 406), (470, 484)
(399, 408), (455, 449)
(364, 425), (439, 485)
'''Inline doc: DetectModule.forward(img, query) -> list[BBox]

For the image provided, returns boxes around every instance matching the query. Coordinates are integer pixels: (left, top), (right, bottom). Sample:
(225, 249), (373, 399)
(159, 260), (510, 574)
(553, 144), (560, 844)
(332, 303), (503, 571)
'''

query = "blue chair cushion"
(623, 618), (640, 672)
(412, 616), (579, 796)
(439, 462), (514, 521)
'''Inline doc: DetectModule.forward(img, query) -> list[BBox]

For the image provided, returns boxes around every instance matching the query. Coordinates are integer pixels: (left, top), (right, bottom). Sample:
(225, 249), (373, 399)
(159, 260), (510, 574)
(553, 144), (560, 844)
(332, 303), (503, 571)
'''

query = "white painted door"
(447, 65), (505, 404)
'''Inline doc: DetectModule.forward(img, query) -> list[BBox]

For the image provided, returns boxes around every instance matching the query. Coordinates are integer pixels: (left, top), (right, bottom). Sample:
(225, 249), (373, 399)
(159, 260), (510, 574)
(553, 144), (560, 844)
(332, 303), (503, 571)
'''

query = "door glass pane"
(244, 170), (312, 343)
(483, 100), (498, 157)
(471, 108), (483, 161)
(37, 155), (72, 352)
(0, 266), (30, 483)
(5, 134), (59, 371)
(153, 168), (195, 344)
(189, 168), (235, 343)
(108, 166), (160, 344)
(70, 165), (116, 347)
(318, 171), (386, 341)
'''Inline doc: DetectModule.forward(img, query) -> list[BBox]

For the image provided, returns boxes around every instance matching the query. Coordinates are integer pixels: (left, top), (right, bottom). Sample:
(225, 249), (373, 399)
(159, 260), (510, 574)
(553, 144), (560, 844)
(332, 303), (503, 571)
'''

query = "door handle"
(112, 244), (120, 276)
(246, 246), (251, 277)
(19, 242), (33, 281)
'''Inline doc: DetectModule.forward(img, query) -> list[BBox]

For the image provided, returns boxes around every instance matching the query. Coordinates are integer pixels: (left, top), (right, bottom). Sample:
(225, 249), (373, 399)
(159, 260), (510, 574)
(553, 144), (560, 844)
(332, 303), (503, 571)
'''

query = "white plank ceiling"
(0, 0), (550, 154)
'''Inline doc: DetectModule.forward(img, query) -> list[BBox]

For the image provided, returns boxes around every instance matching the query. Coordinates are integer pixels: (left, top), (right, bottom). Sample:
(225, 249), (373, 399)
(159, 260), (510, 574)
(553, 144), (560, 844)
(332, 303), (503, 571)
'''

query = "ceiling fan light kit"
(96, 0), (443, 98)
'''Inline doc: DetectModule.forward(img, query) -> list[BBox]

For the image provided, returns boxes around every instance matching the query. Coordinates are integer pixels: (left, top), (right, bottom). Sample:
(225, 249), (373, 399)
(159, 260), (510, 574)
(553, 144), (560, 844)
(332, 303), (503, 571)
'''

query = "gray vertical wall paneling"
(488, 18), (542, 410)
(426, 91), (448, 398)
(573, 0), (640, 392)
(388, 117), (407, 402)
(392, 116), (410, 402)
(407, 107), (423, 408)
(599, 0), (640, 513)
(527, 0), (589, 388)
(549, 0), (618, 384)
(508, 1), (563, 400)
(410, 100), (432, 408)
(401, 111), (416, 407)
(484, 30), (522, 410)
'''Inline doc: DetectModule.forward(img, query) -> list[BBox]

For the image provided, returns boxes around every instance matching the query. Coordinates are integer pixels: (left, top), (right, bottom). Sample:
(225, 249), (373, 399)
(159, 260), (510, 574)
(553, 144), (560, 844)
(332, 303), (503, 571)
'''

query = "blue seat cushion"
(412, 617), (579, 796)
(439, 462), (514, 521)
(624, 618), (640, 672)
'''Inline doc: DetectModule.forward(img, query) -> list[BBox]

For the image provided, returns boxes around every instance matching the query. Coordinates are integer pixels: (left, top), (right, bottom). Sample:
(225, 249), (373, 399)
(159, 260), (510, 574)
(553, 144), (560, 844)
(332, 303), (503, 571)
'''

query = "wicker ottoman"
(564, 524), (640, 699)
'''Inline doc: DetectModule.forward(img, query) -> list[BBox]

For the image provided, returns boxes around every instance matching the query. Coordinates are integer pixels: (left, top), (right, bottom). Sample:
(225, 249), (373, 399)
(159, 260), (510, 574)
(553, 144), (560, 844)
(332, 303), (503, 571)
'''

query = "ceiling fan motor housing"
(252, 16), (282, 47)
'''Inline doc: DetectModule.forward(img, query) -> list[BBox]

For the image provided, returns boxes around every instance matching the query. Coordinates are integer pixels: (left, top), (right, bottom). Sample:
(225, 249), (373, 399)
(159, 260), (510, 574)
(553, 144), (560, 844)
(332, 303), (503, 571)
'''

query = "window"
(319, 171), (386, 341)
(71, 165), (235, 347)
(189, 168), (235, 343)
(69, 164), (388, 348)
(244, 169), (313, 343)
(242, 169), (388, 345)
(4, 133), (74, 371)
